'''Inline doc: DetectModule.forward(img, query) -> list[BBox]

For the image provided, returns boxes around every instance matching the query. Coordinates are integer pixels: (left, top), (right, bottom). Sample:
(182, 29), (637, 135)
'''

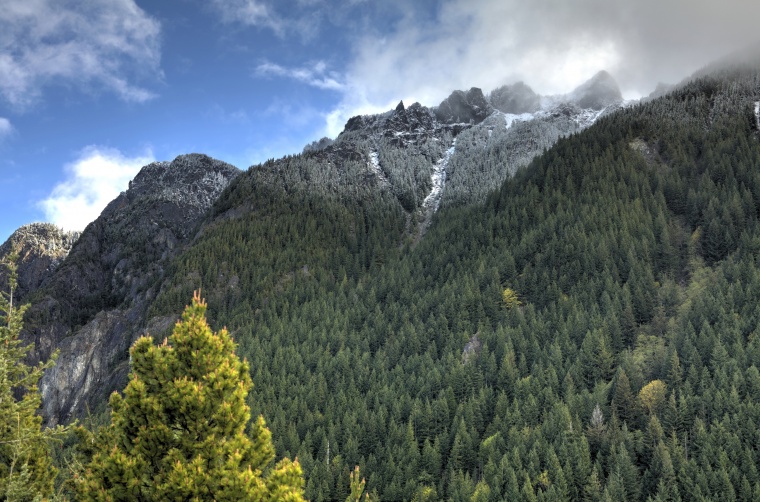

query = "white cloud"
(0, 0), (161, 108)
(0, 118), (12, 138)
(255, 61), (345, 91)
(210, 0), (284, 35)
(314, 0), (760, 137)
(39, 147), (154, 231)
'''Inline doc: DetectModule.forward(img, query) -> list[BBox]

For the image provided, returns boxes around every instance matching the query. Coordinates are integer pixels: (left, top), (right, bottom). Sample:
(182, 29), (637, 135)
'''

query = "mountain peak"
(571, 70), (622, 110)
(434, 87), (492, 124)
(0, 223), (80, 301)
(489, 81), (541, 114)
(124, 154), (240, 216)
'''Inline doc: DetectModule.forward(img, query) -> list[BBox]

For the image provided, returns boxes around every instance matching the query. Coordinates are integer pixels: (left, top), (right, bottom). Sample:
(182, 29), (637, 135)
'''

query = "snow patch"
(503, 112), (537, 129)
(368, 151), (390, 186)
(573, 107), (607, 129)
(422, 140), (456, 214)
(755, 101), (760, 130)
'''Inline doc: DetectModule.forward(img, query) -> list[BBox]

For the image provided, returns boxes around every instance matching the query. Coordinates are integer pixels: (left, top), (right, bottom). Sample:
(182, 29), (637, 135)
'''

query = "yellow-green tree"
(638, 380), (667, 416)
(502, 288), (522, 309)
(0, 253), (58, 499)
(77, 292), (305, 501)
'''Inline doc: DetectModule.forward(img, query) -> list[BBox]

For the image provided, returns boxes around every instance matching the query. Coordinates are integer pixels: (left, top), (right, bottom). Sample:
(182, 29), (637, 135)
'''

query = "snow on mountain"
(503, 112), (538, 129)
(423, 140), (456, 214)
(321, 70), (629, 210)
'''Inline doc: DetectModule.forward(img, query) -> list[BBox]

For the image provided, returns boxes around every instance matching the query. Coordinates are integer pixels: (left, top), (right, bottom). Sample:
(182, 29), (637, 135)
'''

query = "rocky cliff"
(18, 154), (240, 424)
(0, 223), (80, 301)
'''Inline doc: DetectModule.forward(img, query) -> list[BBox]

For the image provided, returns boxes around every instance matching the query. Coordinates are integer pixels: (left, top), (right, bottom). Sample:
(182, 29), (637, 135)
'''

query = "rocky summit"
(6, 154), (240, 424)
(489, 81), (542, 115)
(434, 87), (493, 124)
(570, 70), (623, 110)
(0, 223), (80, 301)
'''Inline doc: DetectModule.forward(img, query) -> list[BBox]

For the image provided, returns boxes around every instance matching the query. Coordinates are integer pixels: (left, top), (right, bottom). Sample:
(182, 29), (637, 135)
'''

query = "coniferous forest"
(6, 61), (760, 500)
(141, 65), (760, 500)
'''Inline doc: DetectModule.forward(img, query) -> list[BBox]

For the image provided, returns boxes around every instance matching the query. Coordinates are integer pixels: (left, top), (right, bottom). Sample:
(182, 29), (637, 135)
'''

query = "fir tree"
(77, 292), (305, 501)
(0, 253), (58, 500)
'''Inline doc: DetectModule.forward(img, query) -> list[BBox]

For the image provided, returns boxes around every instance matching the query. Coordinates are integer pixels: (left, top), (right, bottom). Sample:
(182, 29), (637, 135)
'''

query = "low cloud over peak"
(303, 0), (760, 138)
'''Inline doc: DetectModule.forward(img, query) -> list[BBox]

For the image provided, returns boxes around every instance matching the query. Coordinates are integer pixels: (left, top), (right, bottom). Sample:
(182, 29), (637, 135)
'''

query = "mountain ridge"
(3, 71), (630, 424)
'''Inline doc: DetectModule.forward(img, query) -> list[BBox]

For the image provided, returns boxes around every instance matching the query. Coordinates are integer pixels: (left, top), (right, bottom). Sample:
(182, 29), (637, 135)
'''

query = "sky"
(2, 0), (760, 242)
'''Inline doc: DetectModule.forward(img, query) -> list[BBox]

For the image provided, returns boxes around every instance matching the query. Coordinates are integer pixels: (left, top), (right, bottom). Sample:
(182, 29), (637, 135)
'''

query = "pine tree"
(0, 253), (59, 500)
(77, 292), (305, 501)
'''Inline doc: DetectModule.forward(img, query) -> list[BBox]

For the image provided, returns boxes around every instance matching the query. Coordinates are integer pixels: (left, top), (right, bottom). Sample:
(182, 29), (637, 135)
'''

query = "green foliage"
(0, 254), (60, 500)
(77, 292), (305, 501)
(129, 63), (760, 500)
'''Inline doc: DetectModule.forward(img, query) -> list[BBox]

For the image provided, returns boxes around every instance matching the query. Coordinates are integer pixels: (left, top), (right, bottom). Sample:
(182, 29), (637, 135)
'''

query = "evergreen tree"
(77, 292), (305, 501)
(0, 253), (59, 500)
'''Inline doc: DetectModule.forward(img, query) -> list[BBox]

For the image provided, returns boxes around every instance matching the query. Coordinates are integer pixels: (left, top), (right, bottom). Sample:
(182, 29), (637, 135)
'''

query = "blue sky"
(2, 0), (759, 242)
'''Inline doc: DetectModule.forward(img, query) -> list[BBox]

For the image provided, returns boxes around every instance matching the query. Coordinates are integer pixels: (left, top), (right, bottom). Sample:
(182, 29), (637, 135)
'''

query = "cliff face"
(0, 223), (80, 301)
(18, 154), (240, 424)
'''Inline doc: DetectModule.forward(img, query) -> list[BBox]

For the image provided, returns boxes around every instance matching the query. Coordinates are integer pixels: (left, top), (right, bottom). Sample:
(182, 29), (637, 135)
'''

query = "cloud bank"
(39, 147), (154, 231)
(0, 0), (162, 107)
(256, 0), (760, 138)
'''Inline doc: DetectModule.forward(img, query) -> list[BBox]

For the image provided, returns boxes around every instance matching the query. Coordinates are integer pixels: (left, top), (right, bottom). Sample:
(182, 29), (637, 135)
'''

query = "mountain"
(569, 69), (623, 110)
(1, 73), (626, 427)
(17, 153), (240, 424)
(141, 59), (760, 500)
(0, 223), (79, 301)
(7, 60), (760, 500)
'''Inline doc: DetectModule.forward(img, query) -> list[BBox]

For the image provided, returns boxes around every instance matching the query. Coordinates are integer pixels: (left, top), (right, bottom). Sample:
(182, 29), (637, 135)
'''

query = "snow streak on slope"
(755, 102), (760, 130)
(422, 140), (456, 214)
(503, 112), (537, 129)
(573, 107), (608, 128)
(367, 151), (390, 187)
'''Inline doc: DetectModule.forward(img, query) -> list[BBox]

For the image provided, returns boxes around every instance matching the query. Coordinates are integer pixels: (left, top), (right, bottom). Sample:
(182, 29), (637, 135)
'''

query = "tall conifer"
(78, 292), (304, 501)
(0, 253), (57, 499)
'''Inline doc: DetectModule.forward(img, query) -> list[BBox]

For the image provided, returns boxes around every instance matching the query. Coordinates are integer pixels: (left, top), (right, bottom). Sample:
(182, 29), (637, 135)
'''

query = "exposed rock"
(38, 309), (131, 424)
(462, 333), (481, 364)
(435, 87), (493, 124)
(0, 223), (79, 301)
(25, 154), (240, 424)
(343, 115), (366, 133)
(490, 82), (541, 114)
(571, 70), (623, 110)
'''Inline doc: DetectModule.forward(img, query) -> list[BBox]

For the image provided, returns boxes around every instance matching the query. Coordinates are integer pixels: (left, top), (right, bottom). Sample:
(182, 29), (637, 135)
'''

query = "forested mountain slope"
(0, 71), (623, 428)
(141, 60), (760, 501)
(4, 58), (760, 500)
